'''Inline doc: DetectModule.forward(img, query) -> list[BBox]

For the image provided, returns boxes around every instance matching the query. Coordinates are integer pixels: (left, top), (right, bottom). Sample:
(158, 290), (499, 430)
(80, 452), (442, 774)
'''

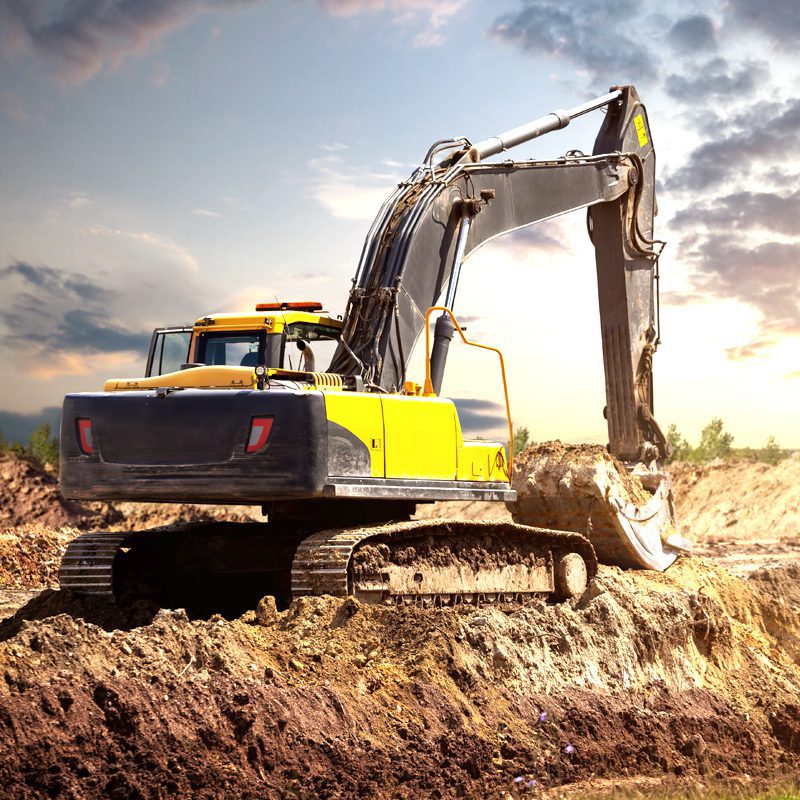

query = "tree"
(513, 425), (530, 456)
(696, 417), (733, 462)
(760, 435), (783, 466)
(665, 423), (692, 463)
(28, 423), (60, 468)
(0, 429), (6, 453)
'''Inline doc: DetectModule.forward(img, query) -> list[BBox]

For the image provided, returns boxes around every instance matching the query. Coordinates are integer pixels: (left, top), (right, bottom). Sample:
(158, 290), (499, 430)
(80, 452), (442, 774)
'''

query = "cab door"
(145, 327), (192, 377)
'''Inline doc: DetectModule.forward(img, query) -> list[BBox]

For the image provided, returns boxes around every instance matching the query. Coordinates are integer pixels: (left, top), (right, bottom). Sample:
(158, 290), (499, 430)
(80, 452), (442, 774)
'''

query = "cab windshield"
(196, 330), (282, 368)
(195, 323), (340, 370)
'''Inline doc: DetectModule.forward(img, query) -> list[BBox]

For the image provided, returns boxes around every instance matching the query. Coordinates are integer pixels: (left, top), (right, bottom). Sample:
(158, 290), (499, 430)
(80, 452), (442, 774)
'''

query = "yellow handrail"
(423, 306), (514, 477)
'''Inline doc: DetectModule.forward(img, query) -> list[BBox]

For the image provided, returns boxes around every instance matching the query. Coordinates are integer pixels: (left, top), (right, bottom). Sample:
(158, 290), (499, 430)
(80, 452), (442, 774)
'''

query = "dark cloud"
(727, 0), (800, 47)
(0, 0), (454, 83)
(452, 397), (507, 438)
(672, 189), (800, 236)
(0, 0), (262, 83)
(56, 309), (150, 353)
(490, 0), (659, 86)
(683, 240), (800, 334)
(668, 15), (717, 53)
(665, 97), (800, 191)
(0, 406), (61, 445)
(664, 59), (766, 103)
(0, 259), (151, 357)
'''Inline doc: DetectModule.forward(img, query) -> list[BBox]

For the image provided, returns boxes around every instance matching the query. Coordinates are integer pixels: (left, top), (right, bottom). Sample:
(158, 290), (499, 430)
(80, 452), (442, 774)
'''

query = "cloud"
(192, 208), (222, 218)
(452, 397), (507, 437)
(667, 14), (717, 53)
(724, 338), (778, 361)
(478, 218), (574, 268)
(672, 189), (800, 236)
(682, 240), (800, 335)
(66, 191), (92, 208)
(727, 0), (800, 47)
(0, 261), (151, 364)
(308, 153), (401, 221)
(314, 0), (465, 45)
(490, 0), (660, 86)
(0, 0), (464, 83)
(0, 0), (232, 84)
(664, 58), (767, 103)
(665, 97), (800, 192)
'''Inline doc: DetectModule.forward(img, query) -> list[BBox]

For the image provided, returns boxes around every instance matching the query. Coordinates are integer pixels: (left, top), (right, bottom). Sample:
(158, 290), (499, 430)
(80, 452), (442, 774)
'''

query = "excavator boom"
(331, 86), (667, 463)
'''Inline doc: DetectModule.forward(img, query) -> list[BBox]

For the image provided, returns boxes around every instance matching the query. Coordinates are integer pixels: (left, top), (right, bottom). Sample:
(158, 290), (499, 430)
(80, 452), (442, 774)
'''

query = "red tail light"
(246, 417), (273, 453)
(77, 418), (93, 454)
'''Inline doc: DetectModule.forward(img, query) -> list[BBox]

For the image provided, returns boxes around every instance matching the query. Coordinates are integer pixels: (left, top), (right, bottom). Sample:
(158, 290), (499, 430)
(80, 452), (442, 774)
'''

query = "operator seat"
(240, 352), (259, 368)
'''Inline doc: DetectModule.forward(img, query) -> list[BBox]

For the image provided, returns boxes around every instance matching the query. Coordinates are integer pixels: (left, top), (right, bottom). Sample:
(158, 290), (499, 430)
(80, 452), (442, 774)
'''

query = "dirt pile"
(670, 457), (800, 571)
(1, 450), (800, 796)
(0, 559), (799, 798)
(0, 453), (116, 529)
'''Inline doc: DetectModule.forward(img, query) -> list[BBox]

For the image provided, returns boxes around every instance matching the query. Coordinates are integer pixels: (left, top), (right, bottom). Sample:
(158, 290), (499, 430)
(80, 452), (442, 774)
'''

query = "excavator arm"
(330, 86), (669, 465)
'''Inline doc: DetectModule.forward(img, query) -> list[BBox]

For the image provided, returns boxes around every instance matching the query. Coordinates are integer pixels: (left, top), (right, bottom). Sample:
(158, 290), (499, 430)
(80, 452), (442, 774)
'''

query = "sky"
(0, 0), (798, 448)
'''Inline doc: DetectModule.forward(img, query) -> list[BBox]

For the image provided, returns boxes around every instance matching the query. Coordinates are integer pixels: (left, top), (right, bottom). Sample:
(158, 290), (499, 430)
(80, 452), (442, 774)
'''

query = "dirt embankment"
(0, 451), (799, 797)
(1, 559), (799, 799)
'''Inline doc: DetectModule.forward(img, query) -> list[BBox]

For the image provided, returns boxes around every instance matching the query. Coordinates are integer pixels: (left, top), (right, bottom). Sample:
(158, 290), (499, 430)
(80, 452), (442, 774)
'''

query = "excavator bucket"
(508, 443), (690, 571)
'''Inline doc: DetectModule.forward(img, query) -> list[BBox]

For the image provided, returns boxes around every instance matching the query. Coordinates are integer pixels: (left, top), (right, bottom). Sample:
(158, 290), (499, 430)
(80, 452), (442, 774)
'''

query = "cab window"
(283, 323), (341, 371)
(146, 328), (192, 377)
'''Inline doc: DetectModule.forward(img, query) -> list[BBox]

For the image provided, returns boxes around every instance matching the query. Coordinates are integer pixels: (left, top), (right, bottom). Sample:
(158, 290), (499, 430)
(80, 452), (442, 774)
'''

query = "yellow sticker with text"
(634, 113), (648, 147)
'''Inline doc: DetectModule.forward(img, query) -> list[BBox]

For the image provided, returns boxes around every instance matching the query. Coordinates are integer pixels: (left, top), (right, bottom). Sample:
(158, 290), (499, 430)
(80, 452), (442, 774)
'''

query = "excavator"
(58, 86), (688, 613)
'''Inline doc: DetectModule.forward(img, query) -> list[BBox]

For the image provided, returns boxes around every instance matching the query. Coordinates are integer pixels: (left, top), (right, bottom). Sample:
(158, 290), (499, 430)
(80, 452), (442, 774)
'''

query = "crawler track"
(59, 520), (597, 611)
(291, 519), (597, 605)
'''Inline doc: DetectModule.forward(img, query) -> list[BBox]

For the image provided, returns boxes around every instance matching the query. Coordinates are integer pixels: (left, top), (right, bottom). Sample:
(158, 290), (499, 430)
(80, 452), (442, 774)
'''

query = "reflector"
(246, 417), (273, 453)
(77, 418), (93, 454)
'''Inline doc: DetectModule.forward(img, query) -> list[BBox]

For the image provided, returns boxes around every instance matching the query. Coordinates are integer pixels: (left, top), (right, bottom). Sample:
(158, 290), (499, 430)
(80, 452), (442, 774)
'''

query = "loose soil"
(0, 450), (799, 798)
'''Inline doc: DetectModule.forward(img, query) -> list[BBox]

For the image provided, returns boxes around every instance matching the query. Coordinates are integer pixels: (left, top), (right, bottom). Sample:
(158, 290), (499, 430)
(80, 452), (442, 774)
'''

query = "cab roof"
(194, 304), (342, 334)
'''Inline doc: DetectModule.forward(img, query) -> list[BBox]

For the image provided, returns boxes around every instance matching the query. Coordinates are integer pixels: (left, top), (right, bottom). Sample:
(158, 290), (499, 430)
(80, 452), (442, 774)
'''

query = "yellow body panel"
(381, 396), (458, 480)
(104, 366), (256, 392)
(325, 392), (509, 483)
(458, 442), (509, 482)
(324, 392), (385, 478)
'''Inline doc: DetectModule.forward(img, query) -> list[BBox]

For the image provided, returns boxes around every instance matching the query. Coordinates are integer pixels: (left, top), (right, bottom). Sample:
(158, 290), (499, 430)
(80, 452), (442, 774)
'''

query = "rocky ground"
(0, 451), (799, 798)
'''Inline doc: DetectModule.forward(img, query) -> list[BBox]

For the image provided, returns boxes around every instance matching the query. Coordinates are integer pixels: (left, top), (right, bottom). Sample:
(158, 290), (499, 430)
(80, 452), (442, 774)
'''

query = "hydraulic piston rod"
(470, 89), (623, 161)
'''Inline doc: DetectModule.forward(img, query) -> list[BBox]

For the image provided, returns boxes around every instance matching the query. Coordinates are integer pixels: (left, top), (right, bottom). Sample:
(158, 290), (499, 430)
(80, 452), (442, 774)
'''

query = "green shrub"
(28, 423), (60, 468)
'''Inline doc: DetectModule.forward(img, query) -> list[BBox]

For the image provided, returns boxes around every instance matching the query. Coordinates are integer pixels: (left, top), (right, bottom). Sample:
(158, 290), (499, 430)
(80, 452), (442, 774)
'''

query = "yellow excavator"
(58, 86), (688, 614)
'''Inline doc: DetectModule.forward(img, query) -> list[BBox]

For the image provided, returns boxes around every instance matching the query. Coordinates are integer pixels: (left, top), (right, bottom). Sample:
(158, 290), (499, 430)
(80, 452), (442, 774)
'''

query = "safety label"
(634, 114), (648, 147)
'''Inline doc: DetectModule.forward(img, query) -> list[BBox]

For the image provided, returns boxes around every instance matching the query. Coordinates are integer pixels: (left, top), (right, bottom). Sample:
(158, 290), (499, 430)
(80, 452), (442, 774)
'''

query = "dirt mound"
(0, 524), (79, 589)
(670, 457), (800, 573)
(0, 559), (798, 798)
(0, 453), (117, 528)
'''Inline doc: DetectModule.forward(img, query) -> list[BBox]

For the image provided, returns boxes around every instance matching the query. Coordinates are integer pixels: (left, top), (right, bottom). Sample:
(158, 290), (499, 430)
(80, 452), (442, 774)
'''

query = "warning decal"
(634, 114), (648, 147)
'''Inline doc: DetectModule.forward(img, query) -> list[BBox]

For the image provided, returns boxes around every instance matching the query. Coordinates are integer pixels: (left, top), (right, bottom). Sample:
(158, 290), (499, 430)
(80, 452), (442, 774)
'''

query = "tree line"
(665, 418), (789, 465)
(511, 419), (791, 466)
(0, 424), (60, 469)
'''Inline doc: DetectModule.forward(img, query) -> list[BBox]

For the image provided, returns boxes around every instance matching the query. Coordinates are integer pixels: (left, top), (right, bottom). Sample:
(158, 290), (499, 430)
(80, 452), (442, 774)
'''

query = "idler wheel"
(554, 552), (588, 600)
